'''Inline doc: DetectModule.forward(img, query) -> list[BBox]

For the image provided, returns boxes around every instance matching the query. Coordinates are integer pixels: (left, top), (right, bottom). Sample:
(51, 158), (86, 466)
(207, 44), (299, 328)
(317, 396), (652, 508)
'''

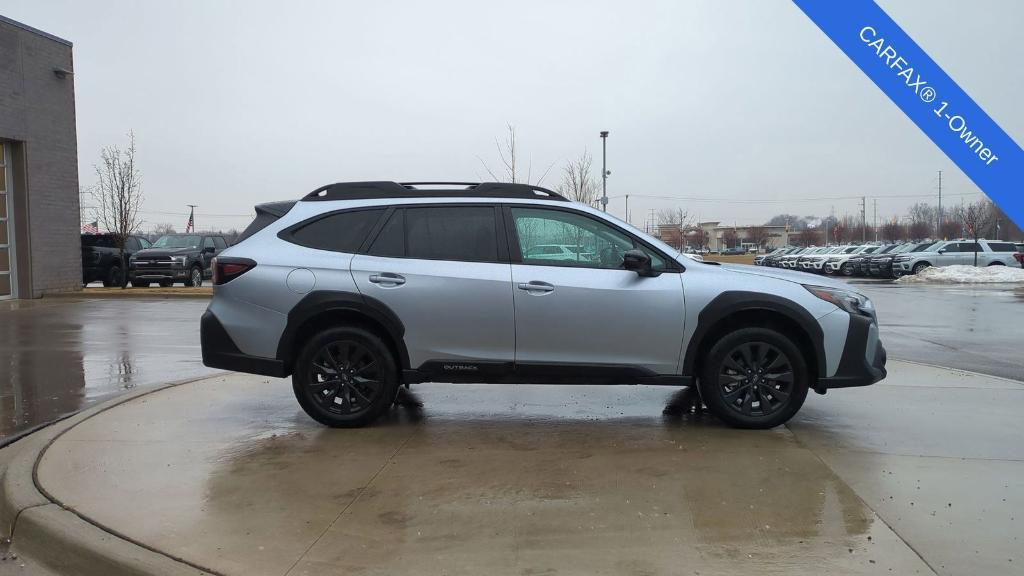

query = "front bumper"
(129, 266), (189, 281)
(201, 310), (287, 377)
(816, 313), (887, 391)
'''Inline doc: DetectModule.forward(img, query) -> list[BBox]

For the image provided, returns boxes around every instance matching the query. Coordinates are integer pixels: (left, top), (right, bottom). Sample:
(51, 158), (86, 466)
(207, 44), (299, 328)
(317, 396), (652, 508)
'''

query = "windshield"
(843, 246), (860, 253)
(152, 235), (201, 249)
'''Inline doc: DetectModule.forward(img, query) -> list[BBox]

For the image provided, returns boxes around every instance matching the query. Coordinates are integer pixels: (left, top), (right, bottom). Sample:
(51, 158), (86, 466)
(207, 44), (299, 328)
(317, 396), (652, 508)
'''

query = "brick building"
(0, 16), (80, 299)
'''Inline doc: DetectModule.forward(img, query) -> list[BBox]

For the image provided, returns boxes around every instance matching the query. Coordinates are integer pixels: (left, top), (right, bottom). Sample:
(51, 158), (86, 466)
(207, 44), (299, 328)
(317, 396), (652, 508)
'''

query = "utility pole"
(599, 131), (609, 212)
(936, 170), (942, 237)
(873, 198), (877, 241)
(860, 196), (867, 242)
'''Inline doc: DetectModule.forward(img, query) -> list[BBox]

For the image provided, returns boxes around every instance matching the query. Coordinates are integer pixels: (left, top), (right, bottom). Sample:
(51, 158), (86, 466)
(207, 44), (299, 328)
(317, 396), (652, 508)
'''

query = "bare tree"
(722, 228), (739, 249)
(747, 226), (771, 250)
(93, 132), (143, 287)
(477, 124), (554, 186)
(656, 208), (692, 250)
(939, 218), (961, 240)
(555, 151), (598, 205)
(151, 222), (176, 238)
(881, 220), (903, 243)
(795, 228), (821, 247)
(955, 200), (996, 266)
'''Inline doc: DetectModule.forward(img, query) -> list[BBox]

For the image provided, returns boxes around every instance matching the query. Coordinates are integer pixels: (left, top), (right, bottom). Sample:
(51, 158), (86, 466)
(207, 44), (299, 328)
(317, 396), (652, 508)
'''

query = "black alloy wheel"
(699, 327), (809, 429)
(717, 342), (793, 417)
(292, 327), (398, 428)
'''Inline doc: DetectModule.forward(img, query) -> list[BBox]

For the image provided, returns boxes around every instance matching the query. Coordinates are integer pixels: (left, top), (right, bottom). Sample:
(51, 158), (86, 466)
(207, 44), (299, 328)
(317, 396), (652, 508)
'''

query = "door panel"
(350, 255), (515, 367)
(511, 265), (684, 374)
(505, 206), (685, 375)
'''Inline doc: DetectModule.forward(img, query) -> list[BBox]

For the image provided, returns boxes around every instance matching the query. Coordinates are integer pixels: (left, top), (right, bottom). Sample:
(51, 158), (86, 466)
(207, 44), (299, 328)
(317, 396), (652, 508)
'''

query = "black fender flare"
(276, 290), (409, 371)
(682, 291), (827, 379)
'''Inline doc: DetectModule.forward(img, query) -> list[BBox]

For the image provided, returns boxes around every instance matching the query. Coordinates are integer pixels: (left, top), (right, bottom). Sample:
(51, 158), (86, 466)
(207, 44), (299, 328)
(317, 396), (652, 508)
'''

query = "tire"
(911, 262), (930, 274)
(840, 263), (854, 276)
(698, 327), (809, 429)
(130, 280), (149, 288)
(103, 266), (124, 287)
(159, 280), (173, 287)
(292, 327), (399, 428)
(186, 266), (203, 287)
(987, 262), (1005, 266)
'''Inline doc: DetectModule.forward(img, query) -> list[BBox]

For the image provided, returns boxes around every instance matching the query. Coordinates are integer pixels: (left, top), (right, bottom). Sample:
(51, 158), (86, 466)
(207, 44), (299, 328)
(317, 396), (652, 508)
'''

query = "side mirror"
(622, 249), (658, 277)
(204, 246), (215, 253)
(937, 248), (946, 254)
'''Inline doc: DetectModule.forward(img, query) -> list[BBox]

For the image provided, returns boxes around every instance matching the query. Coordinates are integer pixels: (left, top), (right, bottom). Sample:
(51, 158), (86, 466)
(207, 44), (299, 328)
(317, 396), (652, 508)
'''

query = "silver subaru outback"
(201, 182), (886, 429)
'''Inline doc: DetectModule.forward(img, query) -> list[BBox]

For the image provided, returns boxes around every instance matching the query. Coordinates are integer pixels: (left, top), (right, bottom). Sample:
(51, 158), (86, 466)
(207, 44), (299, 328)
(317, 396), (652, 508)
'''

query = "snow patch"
(897, 264), (1024, 284)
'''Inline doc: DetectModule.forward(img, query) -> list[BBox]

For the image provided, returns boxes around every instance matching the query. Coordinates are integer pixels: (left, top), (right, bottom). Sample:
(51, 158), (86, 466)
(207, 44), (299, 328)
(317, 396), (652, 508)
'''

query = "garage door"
(0, 142), (14, 300)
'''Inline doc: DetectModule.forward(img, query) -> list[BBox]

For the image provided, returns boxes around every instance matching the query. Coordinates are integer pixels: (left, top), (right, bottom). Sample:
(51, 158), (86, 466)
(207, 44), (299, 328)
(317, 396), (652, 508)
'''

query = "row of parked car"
(754, 239), (1024, 278)
(81, 233), (229, 287)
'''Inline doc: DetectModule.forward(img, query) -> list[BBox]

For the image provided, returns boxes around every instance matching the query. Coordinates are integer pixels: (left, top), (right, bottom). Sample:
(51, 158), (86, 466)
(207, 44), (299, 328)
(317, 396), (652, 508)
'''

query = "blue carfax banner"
(793, 0), (1023, 227)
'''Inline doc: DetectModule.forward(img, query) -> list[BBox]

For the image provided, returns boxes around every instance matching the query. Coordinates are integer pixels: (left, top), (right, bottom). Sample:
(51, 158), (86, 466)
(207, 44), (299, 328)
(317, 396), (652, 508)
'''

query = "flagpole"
(186, 204), (197, 233)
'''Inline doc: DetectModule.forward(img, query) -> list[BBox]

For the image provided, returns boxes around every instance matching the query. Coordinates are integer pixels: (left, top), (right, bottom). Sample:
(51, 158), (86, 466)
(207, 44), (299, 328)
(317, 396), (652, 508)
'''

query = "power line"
(605, 191), (983, 204)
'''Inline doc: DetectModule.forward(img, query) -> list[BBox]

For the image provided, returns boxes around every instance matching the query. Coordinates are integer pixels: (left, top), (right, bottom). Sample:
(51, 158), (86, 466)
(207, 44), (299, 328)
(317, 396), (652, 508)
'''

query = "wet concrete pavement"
(1, 279), (1021, 440)
(850, 280), (1024, 381)
(38, 371), (940, 576)
(0, 297), (215, 442)
(1, 285), (1022, 574)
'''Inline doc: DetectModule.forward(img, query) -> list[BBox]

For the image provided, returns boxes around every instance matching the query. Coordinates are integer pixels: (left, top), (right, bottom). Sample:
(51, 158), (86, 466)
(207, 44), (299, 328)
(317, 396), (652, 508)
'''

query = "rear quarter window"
(985, 242), (1016, 253)
(287, 209), (386, 253)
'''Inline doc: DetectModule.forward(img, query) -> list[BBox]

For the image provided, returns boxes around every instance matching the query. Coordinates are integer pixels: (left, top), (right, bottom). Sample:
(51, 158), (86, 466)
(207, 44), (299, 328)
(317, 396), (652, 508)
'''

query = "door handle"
(369, 273), (406, 286)
(517, 281), (554, 293)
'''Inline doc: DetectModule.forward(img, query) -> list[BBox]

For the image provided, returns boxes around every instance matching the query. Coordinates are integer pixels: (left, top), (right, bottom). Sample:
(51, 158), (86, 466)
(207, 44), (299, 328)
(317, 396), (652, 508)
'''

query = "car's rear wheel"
(103, 265), (123, 287)
(698, 327), (809, 429)
(159, 280), (173, 287)
(292, 327), (398, 428)
(130, 280), (149, 288)
(911, 262), (930, 274)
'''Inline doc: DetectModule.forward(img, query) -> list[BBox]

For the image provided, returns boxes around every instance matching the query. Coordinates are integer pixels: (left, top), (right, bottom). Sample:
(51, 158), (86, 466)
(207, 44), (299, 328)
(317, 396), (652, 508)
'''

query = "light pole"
(600, 131), (609, 212)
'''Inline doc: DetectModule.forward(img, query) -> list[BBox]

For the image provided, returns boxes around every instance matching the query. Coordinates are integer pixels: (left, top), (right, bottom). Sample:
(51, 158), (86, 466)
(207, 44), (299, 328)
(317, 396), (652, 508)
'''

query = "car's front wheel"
(698, 327), (809, 429)
(911, 262), (930, 274)
(292, 327), (399, 428)
(187, 266), (203, 287)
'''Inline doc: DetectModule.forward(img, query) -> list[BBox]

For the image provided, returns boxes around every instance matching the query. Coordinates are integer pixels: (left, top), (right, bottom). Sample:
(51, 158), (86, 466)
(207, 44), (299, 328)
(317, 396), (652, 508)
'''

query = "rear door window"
(405, 206), (498, 262)
(289, 209), (386, 253)
(368, 209), (405, 257)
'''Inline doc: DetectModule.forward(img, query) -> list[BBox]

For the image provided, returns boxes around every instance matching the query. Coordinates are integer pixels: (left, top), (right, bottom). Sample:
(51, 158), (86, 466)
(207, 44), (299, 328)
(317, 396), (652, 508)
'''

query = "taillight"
(212, 257), (256, 285)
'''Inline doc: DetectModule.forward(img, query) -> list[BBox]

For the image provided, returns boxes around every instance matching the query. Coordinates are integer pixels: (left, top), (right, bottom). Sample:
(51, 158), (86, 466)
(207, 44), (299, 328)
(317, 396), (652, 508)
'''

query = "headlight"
(804, 285), (874, 318)
(893, 256), (911, 262)
(172, 255), (187, 265)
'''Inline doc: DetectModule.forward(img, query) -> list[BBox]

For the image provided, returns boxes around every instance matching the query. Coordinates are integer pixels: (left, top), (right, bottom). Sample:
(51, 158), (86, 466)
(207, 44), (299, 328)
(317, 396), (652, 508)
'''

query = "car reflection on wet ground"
(1, 280), (1022, 442)
(0, 297), (215, 442)
(3, 284), (1023, 574)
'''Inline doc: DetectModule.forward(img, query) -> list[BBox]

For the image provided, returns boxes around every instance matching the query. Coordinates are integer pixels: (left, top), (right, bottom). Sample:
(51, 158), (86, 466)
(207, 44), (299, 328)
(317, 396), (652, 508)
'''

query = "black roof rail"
(301, 181), (568, 202)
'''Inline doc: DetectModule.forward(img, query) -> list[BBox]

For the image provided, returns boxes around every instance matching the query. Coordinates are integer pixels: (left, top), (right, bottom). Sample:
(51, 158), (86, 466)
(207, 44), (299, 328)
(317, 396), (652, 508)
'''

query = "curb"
(0, 375), (223, 576)
(46, 289), (213, 299)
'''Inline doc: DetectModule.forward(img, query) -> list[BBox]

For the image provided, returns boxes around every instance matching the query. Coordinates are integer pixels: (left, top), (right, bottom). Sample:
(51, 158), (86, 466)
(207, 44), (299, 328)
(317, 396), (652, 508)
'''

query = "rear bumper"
(201, 310), (288, 377)
(816, 313), (887, 391)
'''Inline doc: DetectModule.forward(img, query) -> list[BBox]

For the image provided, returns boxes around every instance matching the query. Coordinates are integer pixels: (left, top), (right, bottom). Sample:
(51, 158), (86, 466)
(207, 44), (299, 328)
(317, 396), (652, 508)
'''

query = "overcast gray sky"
(4, 0), (1022, 231)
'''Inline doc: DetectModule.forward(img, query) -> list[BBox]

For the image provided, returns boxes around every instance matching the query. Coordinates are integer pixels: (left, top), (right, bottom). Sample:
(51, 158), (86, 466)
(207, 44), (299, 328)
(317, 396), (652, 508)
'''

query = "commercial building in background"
(0, 15), (80, 299)
(655, 221), (792, 253)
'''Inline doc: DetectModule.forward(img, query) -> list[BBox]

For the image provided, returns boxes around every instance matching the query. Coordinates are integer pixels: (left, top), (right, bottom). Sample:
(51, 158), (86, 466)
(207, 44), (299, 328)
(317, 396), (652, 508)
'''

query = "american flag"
(185, 212), (194, 233)
(82, 221), (99, 234)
